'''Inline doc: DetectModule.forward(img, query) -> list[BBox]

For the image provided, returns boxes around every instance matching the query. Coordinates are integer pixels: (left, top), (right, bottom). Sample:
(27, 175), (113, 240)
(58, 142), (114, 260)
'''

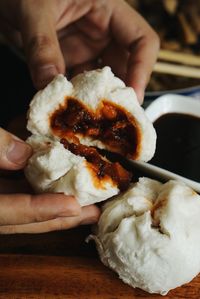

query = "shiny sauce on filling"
(60, 138), (132, 191)
(51, 98), (139, 158)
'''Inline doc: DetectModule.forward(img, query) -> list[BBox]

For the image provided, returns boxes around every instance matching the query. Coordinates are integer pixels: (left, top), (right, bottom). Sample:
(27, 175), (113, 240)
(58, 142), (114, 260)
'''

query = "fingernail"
(33, 65), (58, 89)
(138, 90), (144, 104)
(6, 141), (32, 165)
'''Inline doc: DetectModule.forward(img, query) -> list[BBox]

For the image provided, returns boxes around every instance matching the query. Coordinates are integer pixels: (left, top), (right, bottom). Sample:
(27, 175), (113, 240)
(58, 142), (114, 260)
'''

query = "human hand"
(0, 0), (159, 103)
(0, 128), (100, 234)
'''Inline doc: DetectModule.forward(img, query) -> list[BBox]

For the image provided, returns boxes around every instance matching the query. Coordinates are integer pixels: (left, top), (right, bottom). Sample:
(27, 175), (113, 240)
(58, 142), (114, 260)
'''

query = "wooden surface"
(0, 228), (200, 299)
(0, 253), (198, 299)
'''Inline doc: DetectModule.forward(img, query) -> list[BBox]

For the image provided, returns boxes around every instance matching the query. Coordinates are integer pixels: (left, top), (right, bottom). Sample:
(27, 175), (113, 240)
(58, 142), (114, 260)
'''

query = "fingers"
(126, 33), (160, 104)
(0, 193), (81, 226)
(0, 128), (32, 170)
(0, 204), (100, 234)
(19, 0), (65, 89)
(101, 42), (129, 81)
(111, 0), (160, 103)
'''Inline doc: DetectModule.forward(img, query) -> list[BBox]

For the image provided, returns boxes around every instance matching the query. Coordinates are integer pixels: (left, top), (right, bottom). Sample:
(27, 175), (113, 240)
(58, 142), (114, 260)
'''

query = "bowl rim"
(145, 93), (200, 122)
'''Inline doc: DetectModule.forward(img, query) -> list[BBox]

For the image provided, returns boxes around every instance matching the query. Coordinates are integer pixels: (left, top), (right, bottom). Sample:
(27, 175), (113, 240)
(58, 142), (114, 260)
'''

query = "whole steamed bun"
(92, 177), (200, 295)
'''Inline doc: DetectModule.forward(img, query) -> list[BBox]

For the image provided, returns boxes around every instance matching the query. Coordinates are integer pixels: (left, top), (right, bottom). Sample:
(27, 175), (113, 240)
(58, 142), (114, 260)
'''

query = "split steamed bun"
(27, 67), (156, 161)
(25, 135), (120, 206)
(92, 177), (200, 295)
(25, 67), (156, 206)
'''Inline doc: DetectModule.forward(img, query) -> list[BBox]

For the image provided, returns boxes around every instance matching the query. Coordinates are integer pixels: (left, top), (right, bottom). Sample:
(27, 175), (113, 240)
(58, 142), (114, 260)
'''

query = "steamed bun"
(25, 135), (119, 206)
(25, 67), (156, 206)
(92, 177), (200, 295)
(27, 66), (156, 161)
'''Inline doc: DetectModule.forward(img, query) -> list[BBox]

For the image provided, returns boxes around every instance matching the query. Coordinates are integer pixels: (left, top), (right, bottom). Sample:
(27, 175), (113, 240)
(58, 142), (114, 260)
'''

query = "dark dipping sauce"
(51, 98), (140, 158)
(60, 138), (132, 191)
(150, 113), (200, 182)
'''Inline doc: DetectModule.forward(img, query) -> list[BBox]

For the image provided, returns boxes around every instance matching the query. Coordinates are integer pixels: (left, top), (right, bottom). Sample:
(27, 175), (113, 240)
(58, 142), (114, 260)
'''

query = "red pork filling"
(60, 138), (132, 192)
(50, 98), (141, 158)
(50, 98), (137, 191)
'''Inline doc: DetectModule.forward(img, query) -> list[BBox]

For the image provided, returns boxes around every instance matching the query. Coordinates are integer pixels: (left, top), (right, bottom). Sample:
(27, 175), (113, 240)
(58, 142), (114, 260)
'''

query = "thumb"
(0, 128), (32, 170)
(19, 1), (65, 89)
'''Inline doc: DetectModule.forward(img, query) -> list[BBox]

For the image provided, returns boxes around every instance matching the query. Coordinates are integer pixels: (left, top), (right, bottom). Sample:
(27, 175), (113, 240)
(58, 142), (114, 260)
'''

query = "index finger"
(19, 0), (65, 89)
(111, 0), (160, 103)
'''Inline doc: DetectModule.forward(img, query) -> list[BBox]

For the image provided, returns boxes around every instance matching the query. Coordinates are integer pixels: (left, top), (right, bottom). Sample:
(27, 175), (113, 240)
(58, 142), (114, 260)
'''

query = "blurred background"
(127, 0), (200, 98)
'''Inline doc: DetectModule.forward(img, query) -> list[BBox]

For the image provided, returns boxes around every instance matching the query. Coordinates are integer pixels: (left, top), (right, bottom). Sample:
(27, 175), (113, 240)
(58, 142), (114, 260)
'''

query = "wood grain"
(0, 254), (199, 299)
(0, 228), (199, 299)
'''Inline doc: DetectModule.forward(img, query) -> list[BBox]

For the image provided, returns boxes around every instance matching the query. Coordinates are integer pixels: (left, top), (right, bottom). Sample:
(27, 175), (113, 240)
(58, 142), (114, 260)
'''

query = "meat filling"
(60, 138), (132, 191)
(51, 98), (140, 158)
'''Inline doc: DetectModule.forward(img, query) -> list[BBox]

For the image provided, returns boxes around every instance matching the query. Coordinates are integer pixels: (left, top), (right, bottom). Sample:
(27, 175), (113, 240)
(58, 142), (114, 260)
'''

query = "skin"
(0, 128), (100, 234)
(0, 0), (160, 103)
(0, 0), (159, 233)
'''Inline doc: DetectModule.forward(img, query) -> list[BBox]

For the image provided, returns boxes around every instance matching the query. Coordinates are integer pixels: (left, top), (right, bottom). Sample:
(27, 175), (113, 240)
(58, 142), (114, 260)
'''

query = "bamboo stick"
(158, 49), (200, 67)
(154, 62), (200, 78)
(178, 12), (198, 44)
(162, 0), (178, 15)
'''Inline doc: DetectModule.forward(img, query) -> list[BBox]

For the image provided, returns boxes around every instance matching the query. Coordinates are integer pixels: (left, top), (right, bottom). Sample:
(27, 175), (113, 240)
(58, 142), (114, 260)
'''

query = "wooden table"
(0, 227), (200, 299)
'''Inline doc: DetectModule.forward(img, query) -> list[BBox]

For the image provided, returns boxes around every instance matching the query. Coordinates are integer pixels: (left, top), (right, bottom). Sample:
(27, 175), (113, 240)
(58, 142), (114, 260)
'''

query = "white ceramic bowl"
(145, 94), (200, 120)
(131, 94), (200, 193)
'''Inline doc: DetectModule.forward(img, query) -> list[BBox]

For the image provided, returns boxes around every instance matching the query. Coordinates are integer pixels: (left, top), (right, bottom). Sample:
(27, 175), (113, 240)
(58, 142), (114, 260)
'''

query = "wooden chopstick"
(158, 49), (200, 67)
(154, 62), (200, 78)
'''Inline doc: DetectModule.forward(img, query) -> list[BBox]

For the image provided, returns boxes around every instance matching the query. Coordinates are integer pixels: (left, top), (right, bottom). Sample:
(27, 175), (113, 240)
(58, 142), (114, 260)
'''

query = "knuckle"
(49, 218), (66, 231)
(29, 35), (53, 51)
(29, 195), (47, 223)
(0, 226), (16, 234)
(56, 221), (67, 231)
(29, 195), (36, 221)
(52, 217), (79, 231)
(27, 35), (56, 64)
